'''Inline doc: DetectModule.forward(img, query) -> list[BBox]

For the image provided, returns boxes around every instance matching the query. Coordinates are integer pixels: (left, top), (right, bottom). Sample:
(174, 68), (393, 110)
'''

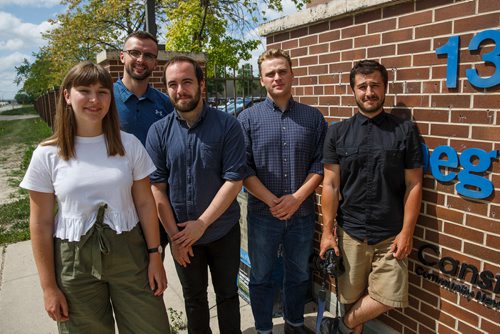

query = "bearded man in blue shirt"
(320, 60), (423, 334)
(146, 56), (246, 334)
(239, 49), (327, 334)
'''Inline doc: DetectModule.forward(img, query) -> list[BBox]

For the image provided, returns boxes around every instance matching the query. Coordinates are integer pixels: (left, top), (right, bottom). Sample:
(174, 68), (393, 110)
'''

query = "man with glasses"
(114, 30), (174, 145)
(114, 30), (174, 257)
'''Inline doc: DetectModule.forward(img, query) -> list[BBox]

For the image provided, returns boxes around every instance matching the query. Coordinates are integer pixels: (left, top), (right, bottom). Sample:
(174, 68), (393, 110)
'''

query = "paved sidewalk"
(0, 240), (321, 334)
(0, 115), (39, 121)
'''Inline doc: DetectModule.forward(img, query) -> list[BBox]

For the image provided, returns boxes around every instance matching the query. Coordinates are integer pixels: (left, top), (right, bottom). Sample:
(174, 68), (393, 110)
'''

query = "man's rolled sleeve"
(222, 119), (247, 181)
(145, 122), (169, 184)
(238, 112), (257, 179)
(308, 118), (328, 175)
(322, 125), (340, 165)
(404, 123), (423, 169)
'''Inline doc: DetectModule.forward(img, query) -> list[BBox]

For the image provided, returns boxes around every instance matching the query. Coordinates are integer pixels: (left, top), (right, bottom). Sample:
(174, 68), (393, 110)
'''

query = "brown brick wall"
(266, 0), (499, 332)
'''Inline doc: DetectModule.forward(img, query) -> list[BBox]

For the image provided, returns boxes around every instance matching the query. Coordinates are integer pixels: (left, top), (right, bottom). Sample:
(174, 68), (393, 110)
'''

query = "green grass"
(0, 105), (52, 245)
(0, 198), (31, 244)
(0, 118), (52, 148)
(0, 105), (38, 116)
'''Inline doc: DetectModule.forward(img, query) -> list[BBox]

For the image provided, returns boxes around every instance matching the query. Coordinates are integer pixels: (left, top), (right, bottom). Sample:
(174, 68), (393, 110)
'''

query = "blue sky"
(0, 0), (297, 100)
(0, 0), (63, 100)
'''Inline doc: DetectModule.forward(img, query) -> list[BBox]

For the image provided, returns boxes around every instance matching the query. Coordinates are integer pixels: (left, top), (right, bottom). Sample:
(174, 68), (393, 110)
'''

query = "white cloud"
(0, 52), (31, 98)
(0, 10), (56, 99)
(0, 38), (24, 50)
(263, 0), (299, 21)
(0, 0), (60, 7)
(0, 51), (31, 74)
(0, 11), (52, 47)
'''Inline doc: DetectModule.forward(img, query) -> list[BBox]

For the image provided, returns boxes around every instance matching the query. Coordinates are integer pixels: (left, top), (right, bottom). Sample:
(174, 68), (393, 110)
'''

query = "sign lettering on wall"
(422, 144), (498, 200)
(436, 29), (500, 88)
(417, 244), (500, 310)
(430, 29), (499, 199)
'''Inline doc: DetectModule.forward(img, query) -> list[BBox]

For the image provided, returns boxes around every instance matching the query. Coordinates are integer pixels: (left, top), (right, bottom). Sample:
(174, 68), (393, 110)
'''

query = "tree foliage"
(14, 49), (56, 100)
(163, 0), (309, 70)
(15, 0), (309, 98)
(15, 0), (165, 99)
(42, 0), (167, 85)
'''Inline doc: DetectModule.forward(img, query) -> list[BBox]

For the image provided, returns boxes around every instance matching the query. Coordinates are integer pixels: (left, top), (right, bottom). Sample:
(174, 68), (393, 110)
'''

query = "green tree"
(14, 91), (35, 105)
(15, 0), (163, 98)
(163, 0), (309, 70)
(42, 0), (168, 85)
(15, 0), (308, 97)
(14, 49), (57, 100)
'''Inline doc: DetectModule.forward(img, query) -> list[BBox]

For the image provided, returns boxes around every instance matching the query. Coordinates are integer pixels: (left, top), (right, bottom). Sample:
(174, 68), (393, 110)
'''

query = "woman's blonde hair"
(42, 61), (124, 160)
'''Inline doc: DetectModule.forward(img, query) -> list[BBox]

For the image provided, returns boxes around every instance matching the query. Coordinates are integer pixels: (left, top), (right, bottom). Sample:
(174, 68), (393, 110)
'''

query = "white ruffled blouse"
(20, 132), (156, 242)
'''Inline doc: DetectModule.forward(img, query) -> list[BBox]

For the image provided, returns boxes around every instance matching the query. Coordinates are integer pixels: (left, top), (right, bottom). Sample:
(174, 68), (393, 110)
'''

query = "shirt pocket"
(383, 149), (404, 169)
(200, 142), (222, 169)
(337, 147), (359, 162)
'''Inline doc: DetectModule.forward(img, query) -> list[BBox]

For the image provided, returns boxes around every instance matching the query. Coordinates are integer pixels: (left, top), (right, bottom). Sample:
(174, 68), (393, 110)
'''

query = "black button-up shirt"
(323, 111), (422, 244)
(146, 105), (246, 245)
(239, 97), (327, 217)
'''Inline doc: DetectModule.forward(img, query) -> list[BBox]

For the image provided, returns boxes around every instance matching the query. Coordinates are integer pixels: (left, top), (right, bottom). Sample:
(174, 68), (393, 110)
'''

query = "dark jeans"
(248, 213), (315, 332)
(174, 223), (241, 334)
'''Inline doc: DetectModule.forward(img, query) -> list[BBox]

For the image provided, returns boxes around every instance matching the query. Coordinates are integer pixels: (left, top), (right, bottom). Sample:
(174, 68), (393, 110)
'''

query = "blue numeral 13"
(435, 29), (500, 89)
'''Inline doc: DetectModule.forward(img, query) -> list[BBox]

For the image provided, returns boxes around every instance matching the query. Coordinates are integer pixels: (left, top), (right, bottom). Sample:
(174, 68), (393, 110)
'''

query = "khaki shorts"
(337, 228), (408, 308)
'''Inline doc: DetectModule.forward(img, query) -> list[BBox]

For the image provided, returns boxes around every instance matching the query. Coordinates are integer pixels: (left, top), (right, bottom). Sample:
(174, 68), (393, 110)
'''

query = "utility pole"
(145, 0), (157, 38)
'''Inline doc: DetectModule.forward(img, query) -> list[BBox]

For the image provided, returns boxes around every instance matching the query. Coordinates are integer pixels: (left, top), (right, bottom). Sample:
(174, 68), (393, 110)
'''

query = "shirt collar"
(174, 103), (208, 129)
(264, 96), (295, 113)
(356, 110), (387, 125)
(115, 78), (155, 102)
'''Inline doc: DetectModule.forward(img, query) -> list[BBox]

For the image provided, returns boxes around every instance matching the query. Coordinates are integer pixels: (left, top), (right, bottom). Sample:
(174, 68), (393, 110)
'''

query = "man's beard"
(356, 96), (385, 114)
(125, 64), (152, 81)
(173, 89), (201, 113)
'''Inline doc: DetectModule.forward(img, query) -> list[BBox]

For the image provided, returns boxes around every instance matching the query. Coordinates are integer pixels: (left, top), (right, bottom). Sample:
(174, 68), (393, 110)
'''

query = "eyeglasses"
(123, 49), (157, 61)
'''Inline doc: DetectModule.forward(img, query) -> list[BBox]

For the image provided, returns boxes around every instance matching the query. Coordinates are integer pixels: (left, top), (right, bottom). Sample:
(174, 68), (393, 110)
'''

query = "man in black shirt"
(320, 60), (423, 334)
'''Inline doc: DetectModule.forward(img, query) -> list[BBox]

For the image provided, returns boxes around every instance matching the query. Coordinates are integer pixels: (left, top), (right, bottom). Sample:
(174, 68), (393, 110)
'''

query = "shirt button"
(282, 126), (286, 130)
(283, 142), (286, 146)
(284, 174), (287, 177)
(284, 158), (287, 162)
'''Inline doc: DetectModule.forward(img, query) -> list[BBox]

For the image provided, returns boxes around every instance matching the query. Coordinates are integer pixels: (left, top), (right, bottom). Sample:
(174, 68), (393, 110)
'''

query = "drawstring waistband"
(78, 203), (110, 279)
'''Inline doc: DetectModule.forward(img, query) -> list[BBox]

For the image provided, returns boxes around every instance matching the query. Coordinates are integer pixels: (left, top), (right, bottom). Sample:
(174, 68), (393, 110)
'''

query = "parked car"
(218, 97), (265, 117)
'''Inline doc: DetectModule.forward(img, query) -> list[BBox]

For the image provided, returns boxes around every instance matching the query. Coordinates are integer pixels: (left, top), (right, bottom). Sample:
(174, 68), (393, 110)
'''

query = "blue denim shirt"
(238, 97), (327, 217)
(146, 105), (246, 245)
(114, 79), (174, 145)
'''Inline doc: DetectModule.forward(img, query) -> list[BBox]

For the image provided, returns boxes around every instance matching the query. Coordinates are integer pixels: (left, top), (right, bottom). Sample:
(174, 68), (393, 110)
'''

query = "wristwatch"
(147, 245), (163, 254)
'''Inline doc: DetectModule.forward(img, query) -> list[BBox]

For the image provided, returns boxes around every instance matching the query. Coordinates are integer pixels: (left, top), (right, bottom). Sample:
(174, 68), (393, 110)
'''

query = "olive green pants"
(54, 223), (170, 334)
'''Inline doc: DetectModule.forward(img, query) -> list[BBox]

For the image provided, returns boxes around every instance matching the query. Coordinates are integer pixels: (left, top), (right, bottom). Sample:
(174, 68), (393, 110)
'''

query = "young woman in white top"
(20, 61), (171, 333)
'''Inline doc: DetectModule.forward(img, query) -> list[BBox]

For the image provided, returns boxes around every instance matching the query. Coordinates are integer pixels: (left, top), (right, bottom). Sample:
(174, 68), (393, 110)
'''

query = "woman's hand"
(43, 286), (69, 322)
(147, 253), (168, 296)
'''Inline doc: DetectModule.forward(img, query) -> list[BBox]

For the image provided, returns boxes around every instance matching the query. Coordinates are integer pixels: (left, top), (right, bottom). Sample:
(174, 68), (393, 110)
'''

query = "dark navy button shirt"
(238, 97), (327, 217)
(146, 105), (246, 245)
(114, 79), (174, 145)
(323, 111), (423, 244)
